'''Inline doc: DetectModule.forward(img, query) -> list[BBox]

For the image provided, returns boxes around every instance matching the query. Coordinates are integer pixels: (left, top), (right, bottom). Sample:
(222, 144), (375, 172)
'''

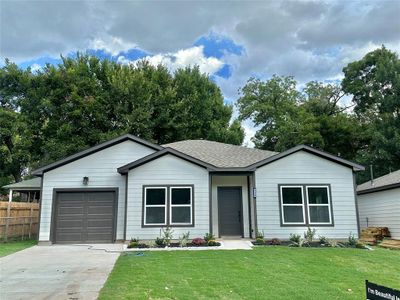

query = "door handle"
(238, 211), (241, 223)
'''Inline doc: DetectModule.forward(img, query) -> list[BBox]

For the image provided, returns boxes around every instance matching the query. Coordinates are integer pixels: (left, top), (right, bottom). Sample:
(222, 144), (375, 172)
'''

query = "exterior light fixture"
(83, 176), (89, 185)
(252, 187), (257, 198)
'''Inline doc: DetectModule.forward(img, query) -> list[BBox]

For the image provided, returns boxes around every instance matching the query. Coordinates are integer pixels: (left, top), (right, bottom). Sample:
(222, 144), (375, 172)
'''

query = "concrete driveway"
(0, 245), (120, 300)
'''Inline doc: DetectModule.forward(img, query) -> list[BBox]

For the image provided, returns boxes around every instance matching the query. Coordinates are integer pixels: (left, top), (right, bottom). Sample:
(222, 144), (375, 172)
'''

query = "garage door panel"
(58, 207), (85, 215)
(54, 191), (116, 243)
(87, 216), (113, 224)
(87, 206), (114, 214)
(87, 233), (114, 242)
(57, 219), (85, 228)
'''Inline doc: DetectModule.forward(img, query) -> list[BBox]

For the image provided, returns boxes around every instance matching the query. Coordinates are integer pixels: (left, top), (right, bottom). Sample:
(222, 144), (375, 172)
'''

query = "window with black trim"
(280, 185), (333, 226)
(144, 187), (167, 225)
(170, 187), (192, 225)
(306, 186), (332, 224)
(143, 186), (193, 227)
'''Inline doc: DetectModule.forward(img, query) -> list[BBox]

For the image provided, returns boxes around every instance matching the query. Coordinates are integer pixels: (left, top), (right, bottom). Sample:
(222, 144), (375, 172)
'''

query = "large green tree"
(342, 46), (400, 181)
(0, 54), (244, 184)
(237, 76), (363, 159)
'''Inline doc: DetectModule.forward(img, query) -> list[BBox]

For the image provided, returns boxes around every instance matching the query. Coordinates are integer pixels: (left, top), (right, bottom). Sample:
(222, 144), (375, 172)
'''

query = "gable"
(32, 134), (162, 176)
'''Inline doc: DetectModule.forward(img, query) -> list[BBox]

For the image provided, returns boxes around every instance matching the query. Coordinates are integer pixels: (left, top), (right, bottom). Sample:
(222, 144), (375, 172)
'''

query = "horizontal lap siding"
(358, 189), (400, 239)
(127, 155), (209, 240)
(255, 151), (358, 239)
(39, 141), (155, 242)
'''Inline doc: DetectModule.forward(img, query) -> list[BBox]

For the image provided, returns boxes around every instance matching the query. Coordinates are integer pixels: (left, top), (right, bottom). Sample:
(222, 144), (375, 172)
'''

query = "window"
(306, 186), (331, 224)
(170, 187), (192, 225)
(144, 187), (167, 225)
(143, 185), (194, 227)
(279, 185), (333, 226)
(280, 186), (306, 225)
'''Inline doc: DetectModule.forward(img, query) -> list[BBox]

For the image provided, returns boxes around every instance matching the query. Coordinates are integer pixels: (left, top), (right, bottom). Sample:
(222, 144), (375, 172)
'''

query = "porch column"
(8, 189), (13, 202)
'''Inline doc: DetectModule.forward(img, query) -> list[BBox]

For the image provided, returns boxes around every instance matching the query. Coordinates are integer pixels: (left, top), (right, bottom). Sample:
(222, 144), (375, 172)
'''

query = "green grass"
(99, 247), (400, 300)
(0, 239), (36, 257)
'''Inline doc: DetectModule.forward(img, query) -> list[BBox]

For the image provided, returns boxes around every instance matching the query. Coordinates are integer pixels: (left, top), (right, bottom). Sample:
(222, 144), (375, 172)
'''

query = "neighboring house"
(29, 134), (364, 244)
(3, 177), (41, 202)
(357, 170), (400, 239)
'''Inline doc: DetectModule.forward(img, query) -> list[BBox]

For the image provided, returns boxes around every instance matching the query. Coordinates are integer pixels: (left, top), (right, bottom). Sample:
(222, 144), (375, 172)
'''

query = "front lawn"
(0, 239), (37, 257)
(99, 247), (400, 300)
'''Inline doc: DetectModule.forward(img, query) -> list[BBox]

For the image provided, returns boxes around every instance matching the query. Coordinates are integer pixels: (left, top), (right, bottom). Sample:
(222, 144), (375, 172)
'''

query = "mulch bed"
(252, 240), (333, 248)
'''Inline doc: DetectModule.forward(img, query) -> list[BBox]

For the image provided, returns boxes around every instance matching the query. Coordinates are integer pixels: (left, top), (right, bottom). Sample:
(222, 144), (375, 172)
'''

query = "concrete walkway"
(0, 245), (119, 300)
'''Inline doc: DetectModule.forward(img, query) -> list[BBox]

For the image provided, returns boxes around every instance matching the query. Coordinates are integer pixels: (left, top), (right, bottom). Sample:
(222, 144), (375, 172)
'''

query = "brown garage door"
(53, 191), (116, 243)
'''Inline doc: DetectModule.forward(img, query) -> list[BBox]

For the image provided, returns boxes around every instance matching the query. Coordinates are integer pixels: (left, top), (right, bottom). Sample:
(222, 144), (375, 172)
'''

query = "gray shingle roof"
(163, 140), (278, 168)
(357, 169), (400, 193)
(2, 177), (41, 190)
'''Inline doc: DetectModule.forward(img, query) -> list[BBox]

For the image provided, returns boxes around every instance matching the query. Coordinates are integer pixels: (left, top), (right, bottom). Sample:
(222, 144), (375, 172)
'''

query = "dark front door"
(53, 191), (116, 243)
(218, 187), (242, 236)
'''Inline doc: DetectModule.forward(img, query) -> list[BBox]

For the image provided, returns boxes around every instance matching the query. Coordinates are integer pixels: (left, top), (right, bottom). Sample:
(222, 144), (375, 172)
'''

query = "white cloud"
(89, 35), (136, 56)
(30, 63), (42, 72)
(127, 46), (224, 75)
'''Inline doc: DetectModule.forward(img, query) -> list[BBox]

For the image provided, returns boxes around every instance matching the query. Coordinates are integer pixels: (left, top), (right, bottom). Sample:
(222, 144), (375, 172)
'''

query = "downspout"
(124, 173), (128, 241)
(353, 172), (361, 238)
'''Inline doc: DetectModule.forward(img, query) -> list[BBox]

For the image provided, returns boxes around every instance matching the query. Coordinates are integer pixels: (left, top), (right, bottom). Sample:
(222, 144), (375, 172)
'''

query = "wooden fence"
(0, 201), (39, 241)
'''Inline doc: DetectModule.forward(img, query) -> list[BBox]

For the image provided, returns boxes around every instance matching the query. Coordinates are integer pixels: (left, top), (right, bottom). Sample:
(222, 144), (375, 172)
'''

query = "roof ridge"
(163, 139), (278, 154)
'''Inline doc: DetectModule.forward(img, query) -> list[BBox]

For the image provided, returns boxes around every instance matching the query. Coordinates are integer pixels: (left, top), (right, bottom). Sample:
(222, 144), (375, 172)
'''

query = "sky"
(1, 0), (399, 146)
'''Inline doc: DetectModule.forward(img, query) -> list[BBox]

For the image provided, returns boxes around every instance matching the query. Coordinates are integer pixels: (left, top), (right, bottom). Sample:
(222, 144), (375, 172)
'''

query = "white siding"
(255, 151), (358, 239)
(126, 154), (209, 240)
(39, 141), (155, 242)
(211, 176), (250, 238)
(358, 188), (400, 239)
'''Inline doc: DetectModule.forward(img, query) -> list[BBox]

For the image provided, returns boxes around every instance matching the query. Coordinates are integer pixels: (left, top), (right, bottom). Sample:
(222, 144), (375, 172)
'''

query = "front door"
(218, 187), (242, 236)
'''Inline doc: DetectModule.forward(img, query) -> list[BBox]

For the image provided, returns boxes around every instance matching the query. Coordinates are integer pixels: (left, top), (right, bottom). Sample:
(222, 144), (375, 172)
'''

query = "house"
(3, 177), (41, 203)
(357, 170), (400, 239)
(30, 134), (364, 244)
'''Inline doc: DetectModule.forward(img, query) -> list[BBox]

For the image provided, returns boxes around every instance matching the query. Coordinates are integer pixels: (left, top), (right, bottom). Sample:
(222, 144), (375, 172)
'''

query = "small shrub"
(254, 237), (265, 245)
(207, 239), (220, 246)
(304, 227), (316, 243)
(256, 230), (264, 239)
(127, 237), (140, 248)
(161, 227), (174, 246)
(204, 233), (215, 242)
(191, 238), (206, 246)
(290, 238), (309, 247)
(179, 232), (190, 247)
(289, 233), (301, 244)
(269, 238), (281, 245)
(155, 237), (166, 247)
(348, 232), (357, 247)
(319, 236), (328, 245)
(328, 239), (346, 248)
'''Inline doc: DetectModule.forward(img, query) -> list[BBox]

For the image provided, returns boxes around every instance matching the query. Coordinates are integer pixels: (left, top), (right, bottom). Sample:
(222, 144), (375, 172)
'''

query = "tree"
(0, 108), (31, 183)
(342, 46), (400, 181)
(0, 54), (244, 183)
(237, 76), (362, 158)
(237, 75), (306, 150)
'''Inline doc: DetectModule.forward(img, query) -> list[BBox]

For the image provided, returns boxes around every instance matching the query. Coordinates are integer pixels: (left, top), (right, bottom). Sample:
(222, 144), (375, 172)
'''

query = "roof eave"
(249, 145), (365, 171)
(118, 148), (217, 174)
(32, 134), (163, 176)
(357, 182), (400, 195)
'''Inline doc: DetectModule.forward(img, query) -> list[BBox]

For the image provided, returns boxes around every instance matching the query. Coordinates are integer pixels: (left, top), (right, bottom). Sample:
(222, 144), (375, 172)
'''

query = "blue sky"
(1, 0), (399, 145)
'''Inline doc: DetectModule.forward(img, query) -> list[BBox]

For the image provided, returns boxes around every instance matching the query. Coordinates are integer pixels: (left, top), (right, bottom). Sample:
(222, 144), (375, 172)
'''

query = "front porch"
(210, 173), (256, 239)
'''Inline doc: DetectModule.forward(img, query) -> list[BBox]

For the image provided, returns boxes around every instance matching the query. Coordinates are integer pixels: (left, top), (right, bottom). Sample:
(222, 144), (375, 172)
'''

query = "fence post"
(29, 204), (34, 239)
(21, 216), (25, 240)
(5, 201), (11, 242)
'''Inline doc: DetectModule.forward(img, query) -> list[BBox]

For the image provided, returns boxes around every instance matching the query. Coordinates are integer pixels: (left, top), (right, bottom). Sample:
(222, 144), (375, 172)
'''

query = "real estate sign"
(366, 281), (400, 300)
